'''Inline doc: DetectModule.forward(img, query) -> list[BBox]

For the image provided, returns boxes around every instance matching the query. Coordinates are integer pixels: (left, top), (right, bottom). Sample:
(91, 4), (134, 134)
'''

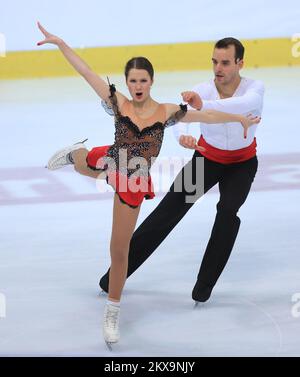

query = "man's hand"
(181, 91), (203, 110)
(179, 135), (206, 153)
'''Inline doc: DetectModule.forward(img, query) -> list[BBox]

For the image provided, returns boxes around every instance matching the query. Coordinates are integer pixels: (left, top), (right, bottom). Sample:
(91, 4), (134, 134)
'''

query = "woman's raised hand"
(37, 22), (62, 46)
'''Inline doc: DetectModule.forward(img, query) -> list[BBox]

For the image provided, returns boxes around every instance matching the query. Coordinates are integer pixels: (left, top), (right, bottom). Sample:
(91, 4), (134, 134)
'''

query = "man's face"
(212, 45), (243, 85)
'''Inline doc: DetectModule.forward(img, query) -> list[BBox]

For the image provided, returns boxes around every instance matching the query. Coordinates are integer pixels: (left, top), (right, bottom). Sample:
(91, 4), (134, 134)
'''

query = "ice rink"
(0, 67), (300, 356)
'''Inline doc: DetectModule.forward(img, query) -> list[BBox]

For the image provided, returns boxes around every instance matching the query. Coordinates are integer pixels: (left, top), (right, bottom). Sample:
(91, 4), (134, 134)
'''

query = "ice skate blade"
(105, 340), (118, 351)
(193, 301), (204, 309)
(105, 341), (113, 351)
(99, 289), (108, 297)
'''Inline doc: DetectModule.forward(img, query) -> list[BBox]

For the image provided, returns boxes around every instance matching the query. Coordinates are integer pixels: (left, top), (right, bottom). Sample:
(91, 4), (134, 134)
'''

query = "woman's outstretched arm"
(182, 109), (261, 139)
(165, 104), (261, 139)
(36, 22), (126, 105)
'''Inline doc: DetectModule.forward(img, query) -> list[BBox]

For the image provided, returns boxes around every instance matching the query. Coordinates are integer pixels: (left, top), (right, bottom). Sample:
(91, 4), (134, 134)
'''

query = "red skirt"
(86, 145), (155, 208)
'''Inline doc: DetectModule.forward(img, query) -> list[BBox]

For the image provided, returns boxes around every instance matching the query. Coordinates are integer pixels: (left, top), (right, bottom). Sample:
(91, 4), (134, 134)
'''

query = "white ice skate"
(103, 304), (120, 350)
(46, 139), (88, 170)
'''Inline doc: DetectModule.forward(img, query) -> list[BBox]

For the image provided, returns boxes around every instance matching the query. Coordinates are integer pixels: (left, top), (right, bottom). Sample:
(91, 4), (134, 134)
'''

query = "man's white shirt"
(175, 77), (265, 150)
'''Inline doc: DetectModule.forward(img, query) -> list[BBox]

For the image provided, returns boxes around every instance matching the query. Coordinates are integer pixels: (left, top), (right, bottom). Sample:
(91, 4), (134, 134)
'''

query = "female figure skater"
(37, 22), (260, 347)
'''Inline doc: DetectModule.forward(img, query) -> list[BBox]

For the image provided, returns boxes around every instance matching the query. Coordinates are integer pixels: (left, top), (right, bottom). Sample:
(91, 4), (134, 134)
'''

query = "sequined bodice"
(102, 84), (187, 177)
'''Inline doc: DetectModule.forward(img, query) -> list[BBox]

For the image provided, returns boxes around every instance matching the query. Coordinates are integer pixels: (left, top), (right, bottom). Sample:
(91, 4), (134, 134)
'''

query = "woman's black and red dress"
(86, 84), (187, 208)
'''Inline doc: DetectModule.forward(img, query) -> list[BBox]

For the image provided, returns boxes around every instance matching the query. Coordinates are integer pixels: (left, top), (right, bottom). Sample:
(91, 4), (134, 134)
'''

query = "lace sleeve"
(164, 104), (188, 128)
(101, 100), (115, 116)
(100, 83), (121, 117)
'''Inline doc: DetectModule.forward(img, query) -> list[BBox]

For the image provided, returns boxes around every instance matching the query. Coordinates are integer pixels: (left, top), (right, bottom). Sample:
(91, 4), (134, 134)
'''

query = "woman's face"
(126, 68), (153, 102)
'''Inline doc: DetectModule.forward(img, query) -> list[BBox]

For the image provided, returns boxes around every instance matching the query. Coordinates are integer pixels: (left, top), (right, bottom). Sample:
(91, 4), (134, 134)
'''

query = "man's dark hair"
(215, 37), (245, 63)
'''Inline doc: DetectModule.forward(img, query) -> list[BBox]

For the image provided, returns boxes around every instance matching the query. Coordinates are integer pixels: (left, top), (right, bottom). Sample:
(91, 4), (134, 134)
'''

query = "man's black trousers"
(100, 152), (258, 300)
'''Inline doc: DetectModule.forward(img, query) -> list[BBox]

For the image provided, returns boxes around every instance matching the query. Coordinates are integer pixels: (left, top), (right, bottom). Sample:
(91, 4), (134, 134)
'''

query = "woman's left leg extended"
(72, 149), (104, 179)
(108, 194), (141, 302)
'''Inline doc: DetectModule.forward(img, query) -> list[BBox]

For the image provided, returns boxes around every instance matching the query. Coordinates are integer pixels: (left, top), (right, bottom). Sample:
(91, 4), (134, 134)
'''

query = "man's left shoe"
(99, 273), (109, 294)
(192, 280), (213, 302)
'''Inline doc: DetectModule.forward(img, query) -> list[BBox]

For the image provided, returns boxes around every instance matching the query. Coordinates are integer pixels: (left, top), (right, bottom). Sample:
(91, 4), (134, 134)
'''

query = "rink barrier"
(1, 38), (299, 80)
